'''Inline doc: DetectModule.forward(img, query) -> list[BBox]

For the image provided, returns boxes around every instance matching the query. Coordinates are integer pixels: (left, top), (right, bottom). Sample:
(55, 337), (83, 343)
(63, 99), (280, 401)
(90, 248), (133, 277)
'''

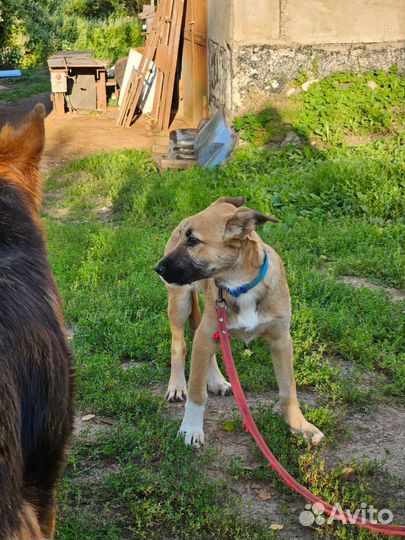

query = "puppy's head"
(155, 197), (278, 286)
(0, 104), (46, 212)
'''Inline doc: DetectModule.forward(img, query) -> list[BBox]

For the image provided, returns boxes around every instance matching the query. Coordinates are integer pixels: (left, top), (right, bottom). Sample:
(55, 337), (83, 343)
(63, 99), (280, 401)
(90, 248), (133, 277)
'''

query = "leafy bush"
(65, 16), (142, 63)
(0, 0), (56, 68)
(0, 0), (143, 68)
(0, 46), (21, 69)
(295, 69), (405, 142)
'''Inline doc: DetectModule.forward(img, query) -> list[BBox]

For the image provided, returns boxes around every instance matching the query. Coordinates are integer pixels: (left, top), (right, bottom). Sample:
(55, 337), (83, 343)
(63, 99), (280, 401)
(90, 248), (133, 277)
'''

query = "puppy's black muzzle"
(155, 253), (209, 286)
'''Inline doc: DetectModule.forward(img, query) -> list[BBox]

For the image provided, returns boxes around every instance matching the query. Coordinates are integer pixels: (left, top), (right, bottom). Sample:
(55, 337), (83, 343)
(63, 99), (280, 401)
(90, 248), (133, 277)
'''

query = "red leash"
(215, 301), (405, 536)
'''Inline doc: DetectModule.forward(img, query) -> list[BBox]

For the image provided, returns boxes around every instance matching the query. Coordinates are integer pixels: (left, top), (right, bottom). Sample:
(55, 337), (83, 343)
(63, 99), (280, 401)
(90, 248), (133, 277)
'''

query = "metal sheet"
(194, 109), (237, 168)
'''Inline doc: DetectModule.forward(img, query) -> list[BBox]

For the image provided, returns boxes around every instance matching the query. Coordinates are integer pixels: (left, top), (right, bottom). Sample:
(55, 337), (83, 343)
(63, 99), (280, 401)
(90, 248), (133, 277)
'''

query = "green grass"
(41, 71), (405, 539)
(0, 67), (50, 103)
(235, 68), (405, 146)
(295, 68), (405, 143)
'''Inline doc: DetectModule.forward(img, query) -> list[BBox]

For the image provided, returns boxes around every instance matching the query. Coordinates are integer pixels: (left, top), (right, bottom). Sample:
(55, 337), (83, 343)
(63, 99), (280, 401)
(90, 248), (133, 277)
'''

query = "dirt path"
(0, 92), (154, 174)
(150, 384), (405, 536)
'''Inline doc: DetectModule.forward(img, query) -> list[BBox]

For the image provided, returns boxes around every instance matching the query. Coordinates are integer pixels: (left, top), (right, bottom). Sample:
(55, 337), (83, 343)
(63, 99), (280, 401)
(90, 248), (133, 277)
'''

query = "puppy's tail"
(189, 291), (201, 334)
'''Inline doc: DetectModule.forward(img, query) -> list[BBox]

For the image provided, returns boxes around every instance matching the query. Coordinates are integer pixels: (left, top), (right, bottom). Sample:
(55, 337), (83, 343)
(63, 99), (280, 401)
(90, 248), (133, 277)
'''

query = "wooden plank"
(96, 70), (107, 110)
(184, 0), (207, 43)
(153, 143), (169, 154)
(153, 134), (170, 144)
(156, 0), (185, 131)
(182, 40), (208, 125)
(182, 0), (208, 126)
(117, 0), (168, 126)
(151, 0), (175, 127)
(160, 158), (195, 170)
(52, 93), (65, 116)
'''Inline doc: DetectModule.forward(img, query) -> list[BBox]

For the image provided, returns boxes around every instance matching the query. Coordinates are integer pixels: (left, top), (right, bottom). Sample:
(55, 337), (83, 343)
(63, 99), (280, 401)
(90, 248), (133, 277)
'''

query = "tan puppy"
(156, 197), (323, 447)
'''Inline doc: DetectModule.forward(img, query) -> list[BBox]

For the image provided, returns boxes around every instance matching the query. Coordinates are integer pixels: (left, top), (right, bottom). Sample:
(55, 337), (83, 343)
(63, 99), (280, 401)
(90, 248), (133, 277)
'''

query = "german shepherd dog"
(156, 198), (323, 447)
(0, 105), (74, 539)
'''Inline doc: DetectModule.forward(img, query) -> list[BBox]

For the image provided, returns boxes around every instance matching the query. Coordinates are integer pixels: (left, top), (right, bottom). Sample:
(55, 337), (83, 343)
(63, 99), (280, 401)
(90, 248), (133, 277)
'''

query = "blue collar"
(222, 252), (269, 298)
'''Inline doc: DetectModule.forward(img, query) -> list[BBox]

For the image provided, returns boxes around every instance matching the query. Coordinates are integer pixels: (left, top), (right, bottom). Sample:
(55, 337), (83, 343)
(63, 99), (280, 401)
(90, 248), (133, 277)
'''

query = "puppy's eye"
(187, 236), (200, 247)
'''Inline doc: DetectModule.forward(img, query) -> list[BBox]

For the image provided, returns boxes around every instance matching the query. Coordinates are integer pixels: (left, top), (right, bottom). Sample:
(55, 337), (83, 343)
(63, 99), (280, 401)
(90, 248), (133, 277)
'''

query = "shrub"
(0, 1), (143, 68)
(0, 46), (21, 69)
(67, 16), (142, 63)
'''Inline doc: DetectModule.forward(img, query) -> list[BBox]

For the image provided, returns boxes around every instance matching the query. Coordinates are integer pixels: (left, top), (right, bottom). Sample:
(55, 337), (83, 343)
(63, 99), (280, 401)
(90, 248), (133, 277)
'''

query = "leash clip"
(215, 285), (227, 309)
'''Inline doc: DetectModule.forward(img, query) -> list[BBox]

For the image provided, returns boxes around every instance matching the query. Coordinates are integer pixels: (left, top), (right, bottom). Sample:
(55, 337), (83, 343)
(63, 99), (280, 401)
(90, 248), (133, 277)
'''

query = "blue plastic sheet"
(0, 70), (22, 78)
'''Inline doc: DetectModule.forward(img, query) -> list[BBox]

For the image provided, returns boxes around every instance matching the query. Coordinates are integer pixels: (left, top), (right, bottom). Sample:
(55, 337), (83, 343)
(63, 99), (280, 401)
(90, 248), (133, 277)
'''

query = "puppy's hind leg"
(166, 286), (194, 402)
(264, 328), (324, 445)
(207, 355), (232, 396)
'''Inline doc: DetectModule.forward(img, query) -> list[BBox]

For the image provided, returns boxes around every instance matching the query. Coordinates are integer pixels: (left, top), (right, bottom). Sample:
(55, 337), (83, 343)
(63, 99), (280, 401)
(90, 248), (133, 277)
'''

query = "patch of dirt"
(159, 382), (405, 534)
(75, 461), (122, 486)
(159, 386), (320, 538)
(0, 92), (154, 173)
(322, 354), (389, 394)
(74, 412), (115, 443)
(339, 275), (405, 303)
(343, 132), (390, 145)
(42, 109), (154, 173)
(327, 404), (405, 481)
(0, 92), (52, 127)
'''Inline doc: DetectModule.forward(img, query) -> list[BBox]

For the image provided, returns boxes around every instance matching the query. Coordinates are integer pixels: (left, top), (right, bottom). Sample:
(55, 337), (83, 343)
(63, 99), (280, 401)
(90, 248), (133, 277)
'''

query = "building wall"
(208, 0), (405, 115)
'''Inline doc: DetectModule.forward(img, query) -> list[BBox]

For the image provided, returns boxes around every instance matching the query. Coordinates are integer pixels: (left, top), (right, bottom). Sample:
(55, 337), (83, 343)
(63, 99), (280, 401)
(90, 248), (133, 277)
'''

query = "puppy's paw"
(207, 371), (232, 396)
(207, 368), (232, 396)
(291, 422), (325, 446)
(178, 399), (205, 447)
(165, 380), (187, 402)
(178, 428), (205, 448)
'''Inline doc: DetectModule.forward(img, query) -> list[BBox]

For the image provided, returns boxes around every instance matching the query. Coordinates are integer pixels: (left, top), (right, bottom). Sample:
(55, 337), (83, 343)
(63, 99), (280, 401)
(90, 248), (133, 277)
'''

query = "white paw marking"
(178, 400), (205, 447)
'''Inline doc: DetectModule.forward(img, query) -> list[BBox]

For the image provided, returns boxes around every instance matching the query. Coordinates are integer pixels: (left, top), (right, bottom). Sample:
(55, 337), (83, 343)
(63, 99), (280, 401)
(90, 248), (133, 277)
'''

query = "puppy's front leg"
(179, 320), (218, 447)
(166, 286), (194, 402)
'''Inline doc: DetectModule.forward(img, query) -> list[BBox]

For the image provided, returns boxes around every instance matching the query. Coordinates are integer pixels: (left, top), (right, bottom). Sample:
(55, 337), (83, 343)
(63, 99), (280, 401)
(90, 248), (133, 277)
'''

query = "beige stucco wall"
(208, 0), (232, 47)
(209, 0), (405, 46)
(233, 0), (280, 43)
(282, 0), (405, 44)
(208, 0), (405, 117)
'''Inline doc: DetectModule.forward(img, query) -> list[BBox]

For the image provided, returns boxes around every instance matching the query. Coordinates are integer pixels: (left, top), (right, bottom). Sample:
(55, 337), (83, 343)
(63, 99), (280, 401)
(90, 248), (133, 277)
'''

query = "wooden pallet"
(117, 0), (185, 130)
(152, 0), (185, 131)
(116, 0), (169, 127)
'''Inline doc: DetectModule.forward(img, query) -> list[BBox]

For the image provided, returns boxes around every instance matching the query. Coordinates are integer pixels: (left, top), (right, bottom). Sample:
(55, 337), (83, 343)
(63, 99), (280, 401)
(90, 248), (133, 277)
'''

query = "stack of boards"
(117, 0), (185, 130)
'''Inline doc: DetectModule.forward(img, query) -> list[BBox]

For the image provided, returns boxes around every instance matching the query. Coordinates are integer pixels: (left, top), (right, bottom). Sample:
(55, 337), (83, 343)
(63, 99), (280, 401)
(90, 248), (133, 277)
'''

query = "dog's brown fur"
(0, 105), (74, 539)
(157, 197), (323, 447)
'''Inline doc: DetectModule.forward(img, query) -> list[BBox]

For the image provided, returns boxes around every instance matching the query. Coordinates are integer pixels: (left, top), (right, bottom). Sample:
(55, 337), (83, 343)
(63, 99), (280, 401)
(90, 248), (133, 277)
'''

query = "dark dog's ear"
(0, 103), (46, 211)
(211, 197), (246, 208)
(224, 207), (278, 242)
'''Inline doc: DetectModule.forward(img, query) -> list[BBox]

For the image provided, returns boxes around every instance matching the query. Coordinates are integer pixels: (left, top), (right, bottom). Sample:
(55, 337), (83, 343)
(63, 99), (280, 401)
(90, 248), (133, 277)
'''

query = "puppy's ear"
(224, 207), (278, 242)
(0, 104), (46, 211)
(211, 196), (246, 208)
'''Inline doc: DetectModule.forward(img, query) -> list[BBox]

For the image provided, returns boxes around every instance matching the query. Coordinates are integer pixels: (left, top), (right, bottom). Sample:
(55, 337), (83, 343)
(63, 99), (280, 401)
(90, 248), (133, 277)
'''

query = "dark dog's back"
(0, 106), (73, 539)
